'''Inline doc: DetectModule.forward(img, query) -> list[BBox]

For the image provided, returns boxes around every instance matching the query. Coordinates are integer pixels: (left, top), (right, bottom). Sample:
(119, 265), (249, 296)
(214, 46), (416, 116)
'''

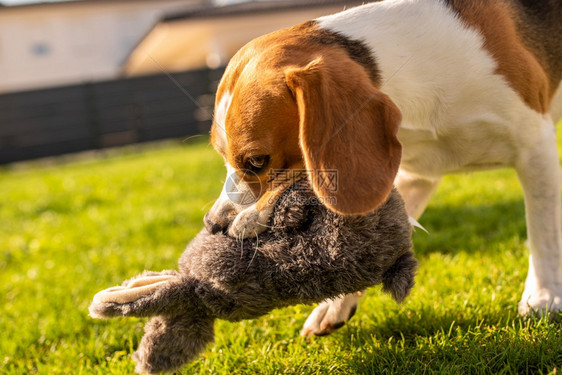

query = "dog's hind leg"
(394, 170), (441, 220)
(516, 115), (562, 316)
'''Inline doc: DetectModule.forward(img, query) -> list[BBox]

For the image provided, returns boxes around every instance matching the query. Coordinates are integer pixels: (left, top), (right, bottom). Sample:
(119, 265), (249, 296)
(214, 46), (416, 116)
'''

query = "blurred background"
(0, 0), (362, 164)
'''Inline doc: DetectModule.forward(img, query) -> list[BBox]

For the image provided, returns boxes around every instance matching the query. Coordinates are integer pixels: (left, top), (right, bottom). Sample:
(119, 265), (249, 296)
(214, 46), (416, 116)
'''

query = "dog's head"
(204, 22), (402, 238)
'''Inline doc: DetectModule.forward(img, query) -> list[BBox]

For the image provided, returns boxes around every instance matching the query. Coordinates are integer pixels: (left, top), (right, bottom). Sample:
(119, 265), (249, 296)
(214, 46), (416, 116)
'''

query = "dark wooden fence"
(0, 68), (224, 164)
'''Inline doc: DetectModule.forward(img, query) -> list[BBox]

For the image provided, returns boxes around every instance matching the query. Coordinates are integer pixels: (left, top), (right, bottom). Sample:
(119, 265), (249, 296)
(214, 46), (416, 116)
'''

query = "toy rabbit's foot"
(89, 271), (179, 319)
(133, 315), (215, 374)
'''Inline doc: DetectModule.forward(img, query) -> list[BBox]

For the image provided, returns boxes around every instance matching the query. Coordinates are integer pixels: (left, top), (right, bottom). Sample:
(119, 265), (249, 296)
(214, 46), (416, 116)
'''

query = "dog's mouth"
(205, 168), (311, 238)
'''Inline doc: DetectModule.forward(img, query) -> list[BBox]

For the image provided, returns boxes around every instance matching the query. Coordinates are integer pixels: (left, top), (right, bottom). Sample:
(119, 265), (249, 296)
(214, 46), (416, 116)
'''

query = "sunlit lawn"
(1, 137), (561, 374)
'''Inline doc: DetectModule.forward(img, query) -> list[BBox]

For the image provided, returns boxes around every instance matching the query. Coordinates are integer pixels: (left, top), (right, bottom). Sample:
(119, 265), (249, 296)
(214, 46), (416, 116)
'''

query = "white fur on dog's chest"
(397, 124), (515, 176)
(396, 104), (548, 176)
(396, 97), (548, 176)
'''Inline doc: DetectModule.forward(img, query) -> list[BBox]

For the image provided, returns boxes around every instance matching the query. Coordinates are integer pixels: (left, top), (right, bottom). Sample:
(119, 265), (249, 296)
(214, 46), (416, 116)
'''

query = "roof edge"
(163, 0), (358, 23)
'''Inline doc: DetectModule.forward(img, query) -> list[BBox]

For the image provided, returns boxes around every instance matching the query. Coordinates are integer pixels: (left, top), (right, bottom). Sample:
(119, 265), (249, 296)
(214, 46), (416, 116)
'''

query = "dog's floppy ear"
(285, 54), (402, 215)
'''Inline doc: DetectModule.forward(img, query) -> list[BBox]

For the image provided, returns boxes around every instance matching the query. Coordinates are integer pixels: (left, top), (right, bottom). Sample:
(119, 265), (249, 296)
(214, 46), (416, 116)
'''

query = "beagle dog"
(204, 0), (562, 336)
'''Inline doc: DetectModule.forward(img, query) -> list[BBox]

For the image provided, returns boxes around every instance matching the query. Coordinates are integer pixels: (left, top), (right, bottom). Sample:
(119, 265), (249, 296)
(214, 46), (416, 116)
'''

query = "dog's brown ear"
(285, 54), (402, 215)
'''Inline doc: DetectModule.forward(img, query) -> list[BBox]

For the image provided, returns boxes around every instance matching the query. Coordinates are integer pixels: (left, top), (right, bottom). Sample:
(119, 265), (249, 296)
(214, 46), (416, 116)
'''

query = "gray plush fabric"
(89, 180), (416, 374)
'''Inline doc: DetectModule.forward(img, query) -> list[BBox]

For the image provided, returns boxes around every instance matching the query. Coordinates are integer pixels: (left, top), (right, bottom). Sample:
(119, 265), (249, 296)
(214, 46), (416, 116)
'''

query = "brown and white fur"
(204, 0), (562, 336)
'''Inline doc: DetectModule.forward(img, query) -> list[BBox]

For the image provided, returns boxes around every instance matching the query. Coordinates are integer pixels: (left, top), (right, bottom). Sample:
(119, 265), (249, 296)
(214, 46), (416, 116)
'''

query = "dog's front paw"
(518, 285), (562, 317)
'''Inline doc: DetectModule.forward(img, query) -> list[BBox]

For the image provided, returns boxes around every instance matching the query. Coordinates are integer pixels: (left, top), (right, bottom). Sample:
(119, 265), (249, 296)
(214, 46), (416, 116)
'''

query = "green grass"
(1, 138), (561, 374)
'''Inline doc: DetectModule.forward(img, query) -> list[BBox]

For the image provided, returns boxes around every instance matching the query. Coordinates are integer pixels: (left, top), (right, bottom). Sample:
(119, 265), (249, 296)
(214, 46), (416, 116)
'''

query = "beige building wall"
(0, 0), (205, 93)
(124, 5), (353, 76)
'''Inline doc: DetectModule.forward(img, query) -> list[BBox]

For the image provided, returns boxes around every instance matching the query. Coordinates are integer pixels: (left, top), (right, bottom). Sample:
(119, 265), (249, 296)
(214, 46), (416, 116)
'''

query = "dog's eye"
(245, 155), (270, 173)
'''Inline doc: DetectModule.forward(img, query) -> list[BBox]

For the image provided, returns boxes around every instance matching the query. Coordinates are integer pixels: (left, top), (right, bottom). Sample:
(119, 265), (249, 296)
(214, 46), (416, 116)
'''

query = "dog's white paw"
(519, 255), (562, 317)
(228, 204), (272, 239)
(300, 293), (362, 337)
(518, 285), (562, 316)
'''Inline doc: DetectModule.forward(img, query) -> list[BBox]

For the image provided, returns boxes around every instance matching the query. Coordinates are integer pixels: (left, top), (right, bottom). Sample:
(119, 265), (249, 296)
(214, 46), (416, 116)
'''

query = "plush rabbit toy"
(89, 180), (417, 374)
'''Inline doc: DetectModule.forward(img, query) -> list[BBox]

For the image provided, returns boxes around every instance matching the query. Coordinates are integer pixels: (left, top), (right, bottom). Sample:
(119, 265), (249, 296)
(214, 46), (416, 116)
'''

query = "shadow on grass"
(413, 197), (527, 257)
(334, 306), (562, 374)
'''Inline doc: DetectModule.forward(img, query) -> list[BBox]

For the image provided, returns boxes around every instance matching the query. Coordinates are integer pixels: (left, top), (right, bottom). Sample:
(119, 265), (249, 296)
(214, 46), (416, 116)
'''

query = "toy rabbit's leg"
(121, 270), (179, 287)
(300, 292), (363, 337)
(90, 275), (200, 319)
(94, 272), (180, 305)
(133, 315), (215, 374)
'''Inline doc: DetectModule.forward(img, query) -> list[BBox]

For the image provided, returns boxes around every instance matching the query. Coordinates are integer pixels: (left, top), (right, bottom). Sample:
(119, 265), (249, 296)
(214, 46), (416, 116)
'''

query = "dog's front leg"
(228, 170), (305, 239)
(516, 117), (562, 315)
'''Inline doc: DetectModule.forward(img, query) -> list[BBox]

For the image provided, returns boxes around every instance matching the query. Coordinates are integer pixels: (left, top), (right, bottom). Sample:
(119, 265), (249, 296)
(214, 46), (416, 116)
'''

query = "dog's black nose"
(204, 212), (227, 234)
